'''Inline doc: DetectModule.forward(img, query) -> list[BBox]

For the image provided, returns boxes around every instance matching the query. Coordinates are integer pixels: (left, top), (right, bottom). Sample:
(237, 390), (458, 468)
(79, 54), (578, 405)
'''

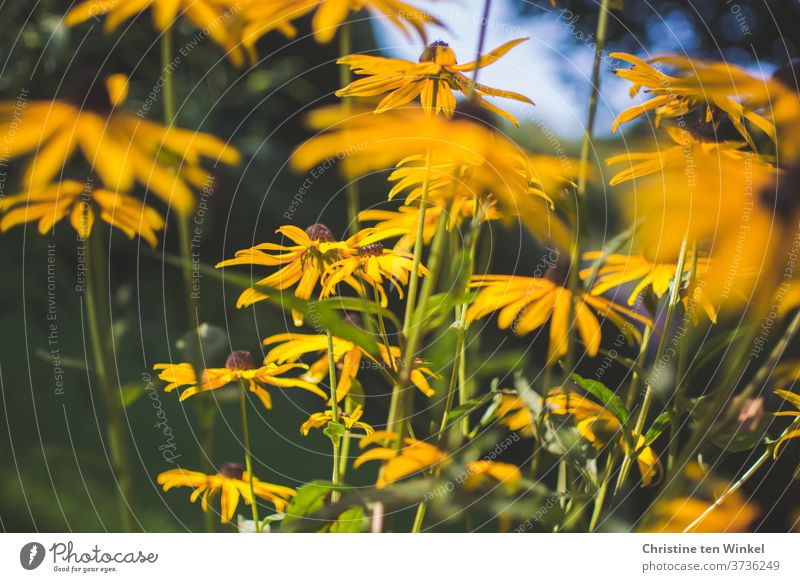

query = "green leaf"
(569, 373), (629, 425)
(282, 481), (337, 528)
(644, 411), (672, 446)
(329, 506), (368, 533)
(120, 382), (146, 408)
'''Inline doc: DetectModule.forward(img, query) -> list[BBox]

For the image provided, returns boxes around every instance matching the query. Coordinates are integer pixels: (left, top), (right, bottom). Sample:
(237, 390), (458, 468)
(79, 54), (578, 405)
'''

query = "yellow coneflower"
(645, 463), (759, 532)
(546, 388), (663, 487)
(0, 179), (164, 247)
(263, 332), (436, 401)
(581, 252), (718, 323)
(290, 105), (572, 248)
(300, 404), (374, 436)
(353, 431), (447, 487)
(463, 460), (522, 494)
(605, 125), (775, 187)
(157, 463), (295, 523)
(66, 0), (248, 66)
(773, 389), (800, 458)
(154, 350), (326, 410)
(496, 394), (536, 438)
(337, 39), (533, 125)
(610, 52), (777, 148)
(467, 273), (650, 364)
(321, 240), (426, 306)
(233, 0), (443, 47)
(0, 73), (239, 215)
(216, 224), (401, 325)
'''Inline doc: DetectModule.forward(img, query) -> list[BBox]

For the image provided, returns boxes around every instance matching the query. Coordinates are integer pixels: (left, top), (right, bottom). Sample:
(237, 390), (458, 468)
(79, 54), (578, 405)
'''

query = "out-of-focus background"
(1, 0), (799, 532)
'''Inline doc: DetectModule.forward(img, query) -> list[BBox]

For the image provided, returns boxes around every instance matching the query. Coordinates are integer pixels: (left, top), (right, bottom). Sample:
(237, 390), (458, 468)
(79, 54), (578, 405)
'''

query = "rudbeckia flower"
(467, 273), (650, 364)
(610, 52), (778, 148)
(772, 389), (800, 458)
(291, 105), (573, 248)
(321, 240), (426, 306)
(216, 224), (398, 325)
(0, 73), (240, 215)
(263, 332), (437, 402)
(605, 125), (774, 187)
(546, 388), (663, 487)
(496, 394), (536, 438)
(154, 350), (326, 410)
(157, 463), (295, 523)
(645, 463), (758, 532)
(581, 252), (718, 323)
(233, 0), (443, 46)
(0, 179), (164, 247)
(463, 460), (522, 494)
(300, 404), (374, 435)
(337, 38), (534, 125)
(354, 431), (446, 487)
(66, 0), (250, 66)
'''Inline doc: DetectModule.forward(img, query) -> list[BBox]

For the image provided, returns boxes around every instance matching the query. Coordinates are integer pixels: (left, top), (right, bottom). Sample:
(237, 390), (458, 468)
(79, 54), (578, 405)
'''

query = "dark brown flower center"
(225, 350), (257, 371)
(305, 223), (335, 242)
(357, 242), (384, 257)
(219, 463), (245, 479)
(544, 258), (572, 287)
(419, 40), (450, 63)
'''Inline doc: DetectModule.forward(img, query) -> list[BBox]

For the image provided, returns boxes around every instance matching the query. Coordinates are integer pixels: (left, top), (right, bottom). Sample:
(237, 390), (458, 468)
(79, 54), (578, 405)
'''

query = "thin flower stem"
(338, 396), (353, 480)
(680, 419), (799, 533)
(616, 238), (689, 492)
(469, 0), (493, 94)
(411, 502), (427, 533)
(589, 453), (615, 531)
(339, 22), (360, 235)
(564, 0), (611, 375)
(326, 331), (342, 503)
(238, 385), (260, 531)
(85, 231), (136, 532)
(160, 26), (176, 125)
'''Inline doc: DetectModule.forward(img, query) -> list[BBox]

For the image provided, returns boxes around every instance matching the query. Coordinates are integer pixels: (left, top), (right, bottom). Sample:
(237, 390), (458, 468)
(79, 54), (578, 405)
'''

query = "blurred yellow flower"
(300, 404), (374, 435)
(65, 0), (248, 67)
(337, 38), (533, 125)
(610, 52), (777, 149)
(154, 350), (325, 410)
(0, 179), (164, 247)
(463, 460), (521, 493)
(546, 388), (663, 487)
(467, 274), (650, 364)
(0, 74), (239, 215)
(263, 332), (436, 402)
(157, 464), (295, 523)
(496, 395), (536, 438)
(773, 389), (800, 459)
(354, 431), (446, 487)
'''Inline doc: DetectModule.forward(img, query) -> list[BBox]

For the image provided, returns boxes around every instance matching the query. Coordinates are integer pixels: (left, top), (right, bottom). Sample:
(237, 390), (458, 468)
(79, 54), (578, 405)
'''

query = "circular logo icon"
(20, 542), (46, 570)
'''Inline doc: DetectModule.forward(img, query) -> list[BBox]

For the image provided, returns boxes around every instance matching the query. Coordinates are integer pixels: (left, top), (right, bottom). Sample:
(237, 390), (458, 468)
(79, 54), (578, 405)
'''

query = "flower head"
(337, 38), (534, 125)
(0, 73), (239, 215)
(157, 464), (295, 523)
(300, 404), (374, 436)
(154, 351), (326, 410)
(66, 0), (249, 67)
(353, 431), (446, 487)
(0, 179), (165, 246)
(467, 273), (650, 364)
(463, 460), (521, 494)
(772, 389), (800, 459)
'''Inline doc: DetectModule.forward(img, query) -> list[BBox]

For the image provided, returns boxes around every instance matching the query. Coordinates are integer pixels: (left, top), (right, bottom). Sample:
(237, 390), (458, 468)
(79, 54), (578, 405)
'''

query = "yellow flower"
(66, 0), (248, 67)
(157, 463), (295, 523)
(645, 463), (759, 532)
(337, 38), (533, 125)
(546, 387), (663, 487)
(291, 105), (572, 248)
(773, 389), (800, 458)
(216, 224), (398, 325)
(321, 240), (426, 306)
(154, 350), (326, 410)
(581, 252), (718, 323)
(300, 404), (374, 435)
(0, 179), (164, 246)
(610, 52), (777, 148)
(463, 460), (521, 494)
(467, 274), (650, 364)
(354, 431), (446, 487)
(234, 0), (443, 46)
(605, 125), (774, 187)
(0, 74), (239, 216)
(263, 332), (436, 402)
(496, 395), (536, 438)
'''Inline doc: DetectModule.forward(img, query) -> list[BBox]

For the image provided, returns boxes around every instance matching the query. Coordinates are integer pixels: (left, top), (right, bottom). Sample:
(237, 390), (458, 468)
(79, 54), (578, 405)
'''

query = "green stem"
(338, 22), (360, 235)
(326, 332), (342, 503)
(403, 146), (434, 334)
(589, 453), (614, 531)
(238, 386), (260, 531)
(161, 26), (176, 125)
(86, 231), (136, 532)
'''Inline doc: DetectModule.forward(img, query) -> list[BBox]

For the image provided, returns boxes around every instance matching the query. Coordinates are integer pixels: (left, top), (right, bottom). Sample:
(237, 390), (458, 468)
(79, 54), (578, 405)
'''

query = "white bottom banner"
(1, 533), (797, 580)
